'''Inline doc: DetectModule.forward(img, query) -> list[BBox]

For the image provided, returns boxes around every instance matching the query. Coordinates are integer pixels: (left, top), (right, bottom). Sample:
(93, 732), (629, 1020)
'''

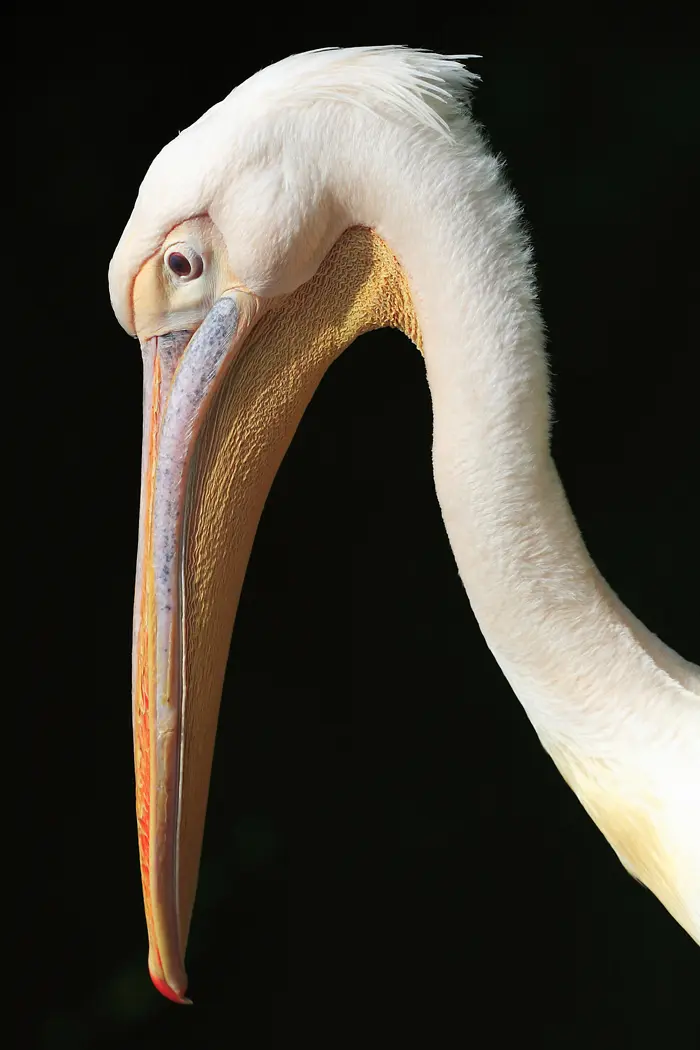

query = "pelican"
(108, 46), (699, 1003)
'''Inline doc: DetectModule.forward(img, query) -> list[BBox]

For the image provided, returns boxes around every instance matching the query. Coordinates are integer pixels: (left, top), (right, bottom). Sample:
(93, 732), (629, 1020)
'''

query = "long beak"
(134, 293), (258, 1003)
(130, 227), (403, 1004)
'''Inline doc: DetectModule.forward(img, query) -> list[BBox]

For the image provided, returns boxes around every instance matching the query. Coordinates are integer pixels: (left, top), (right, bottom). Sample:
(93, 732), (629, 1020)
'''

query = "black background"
(15, 6), (699, 1047)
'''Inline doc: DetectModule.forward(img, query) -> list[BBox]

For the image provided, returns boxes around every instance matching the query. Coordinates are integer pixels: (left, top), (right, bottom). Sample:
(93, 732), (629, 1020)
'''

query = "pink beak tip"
(149, 966), (192, 1005)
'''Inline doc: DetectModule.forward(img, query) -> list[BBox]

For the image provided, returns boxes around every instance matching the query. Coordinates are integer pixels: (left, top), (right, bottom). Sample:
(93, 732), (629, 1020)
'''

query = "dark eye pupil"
(168, 252), (192, 276)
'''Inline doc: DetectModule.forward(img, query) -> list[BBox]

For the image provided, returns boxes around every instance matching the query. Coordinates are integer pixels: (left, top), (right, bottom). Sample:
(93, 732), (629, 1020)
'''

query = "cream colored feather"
(110, 46), (699, 946)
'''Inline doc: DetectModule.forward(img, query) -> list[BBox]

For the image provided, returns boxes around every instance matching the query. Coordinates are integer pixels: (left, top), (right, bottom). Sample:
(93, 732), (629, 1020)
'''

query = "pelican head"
(108, 47), (468, 1002)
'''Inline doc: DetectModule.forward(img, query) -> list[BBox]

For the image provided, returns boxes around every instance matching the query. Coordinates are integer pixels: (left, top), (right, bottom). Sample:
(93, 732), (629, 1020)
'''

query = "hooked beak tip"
(149, 966), (192, 1005)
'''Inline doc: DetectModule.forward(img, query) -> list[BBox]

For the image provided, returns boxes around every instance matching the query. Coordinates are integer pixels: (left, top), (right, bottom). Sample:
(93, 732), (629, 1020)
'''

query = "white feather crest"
(230, 46), (480, 139)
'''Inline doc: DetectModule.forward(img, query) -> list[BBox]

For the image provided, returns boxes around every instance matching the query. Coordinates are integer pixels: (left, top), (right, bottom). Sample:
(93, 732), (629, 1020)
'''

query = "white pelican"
(108, 46), (699, 1003)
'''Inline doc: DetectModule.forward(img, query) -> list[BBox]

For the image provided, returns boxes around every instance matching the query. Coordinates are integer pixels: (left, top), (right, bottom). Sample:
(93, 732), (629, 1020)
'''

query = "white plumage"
(110, 48), (699, 996)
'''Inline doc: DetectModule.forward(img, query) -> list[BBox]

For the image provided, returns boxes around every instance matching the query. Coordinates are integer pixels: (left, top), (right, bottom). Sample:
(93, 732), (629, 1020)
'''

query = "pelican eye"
(165, 245), (204, 281)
